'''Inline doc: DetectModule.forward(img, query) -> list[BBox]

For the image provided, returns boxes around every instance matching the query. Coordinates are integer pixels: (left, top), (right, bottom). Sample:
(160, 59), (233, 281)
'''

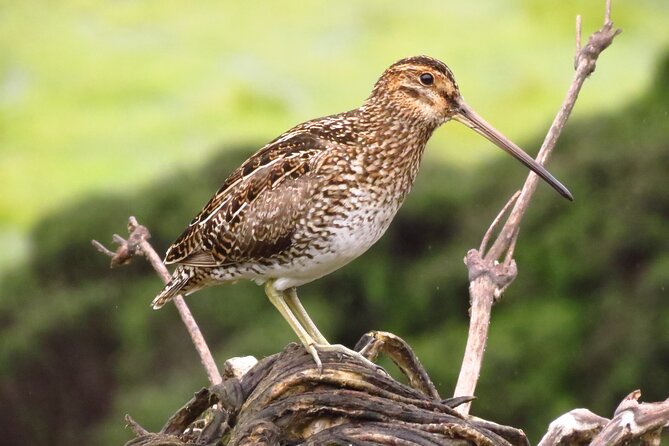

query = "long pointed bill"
(453, 101), (573, 201)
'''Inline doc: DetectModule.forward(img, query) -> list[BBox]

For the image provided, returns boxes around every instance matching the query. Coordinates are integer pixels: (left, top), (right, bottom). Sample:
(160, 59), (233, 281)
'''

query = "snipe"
(153, 55), (572, 368)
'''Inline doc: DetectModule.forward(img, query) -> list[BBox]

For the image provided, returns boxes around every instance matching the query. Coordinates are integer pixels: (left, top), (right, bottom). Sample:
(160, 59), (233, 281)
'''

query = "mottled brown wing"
(164, 132), (326, 267)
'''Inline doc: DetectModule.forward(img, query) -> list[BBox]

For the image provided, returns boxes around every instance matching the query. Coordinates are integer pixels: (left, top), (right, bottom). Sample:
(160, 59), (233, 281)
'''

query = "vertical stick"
(453, 2), (621, 415)
(137, 234), (223, 385)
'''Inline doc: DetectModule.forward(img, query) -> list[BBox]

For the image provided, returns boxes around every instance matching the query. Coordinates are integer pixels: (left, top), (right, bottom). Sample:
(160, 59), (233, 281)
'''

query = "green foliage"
(2, 0), (669, 275)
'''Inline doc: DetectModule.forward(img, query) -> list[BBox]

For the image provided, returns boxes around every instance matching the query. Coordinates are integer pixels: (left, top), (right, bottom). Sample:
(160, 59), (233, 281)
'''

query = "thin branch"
(92, 217), (223, 385)
(503, 227), (519, 265)
(125, 414), (149, 436)
(479, 190), (520, 254)
(453, 1), (621, 415)
(92, 239), (116, 257)
(605, 0), (612, 24)
(486, 12), (621, 262)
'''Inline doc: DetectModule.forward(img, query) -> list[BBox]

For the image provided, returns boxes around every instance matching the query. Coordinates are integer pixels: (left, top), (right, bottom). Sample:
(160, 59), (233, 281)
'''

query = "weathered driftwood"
(538, 390), (669, 446)
(123, 333), (669, 446)
(124, 333), (528, 446)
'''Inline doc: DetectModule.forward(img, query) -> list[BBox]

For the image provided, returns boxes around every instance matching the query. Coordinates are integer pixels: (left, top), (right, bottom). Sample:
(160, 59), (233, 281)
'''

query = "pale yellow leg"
(284, 288), (382, 371)
(285, 288), (329, 345)
(264, 280), (322, 370)
(265, 281), (383, 373)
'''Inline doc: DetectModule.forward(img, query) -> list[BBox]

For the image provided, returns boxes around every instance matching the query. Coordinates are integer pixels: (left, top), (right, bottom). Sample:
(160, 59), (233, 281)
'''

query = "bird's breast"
(313, 143), (424, 255)
(316, 186), (403, 260)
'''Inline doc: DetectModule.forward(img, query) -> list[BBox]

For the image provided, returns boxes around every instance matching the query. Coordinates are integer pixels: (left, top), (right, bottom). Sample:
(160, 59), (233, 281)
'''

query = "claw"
(305, 343), (323, 373)
(317, 344), (386, 375)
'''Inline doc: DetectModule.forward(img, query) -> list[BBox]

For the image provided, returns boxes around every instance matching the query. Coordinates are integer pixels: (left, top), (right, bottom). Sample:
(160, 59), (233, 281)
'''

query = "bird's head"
(368, 55), (573, 201)
(369, 55), (462, 126)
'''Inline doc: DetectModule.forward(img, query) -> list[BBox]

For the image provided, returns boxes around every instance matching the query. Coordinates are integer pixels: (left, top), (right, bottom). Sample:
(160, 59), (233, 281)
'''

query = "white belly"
(207, 188), (403, 291)
(271, 194), (401, 290)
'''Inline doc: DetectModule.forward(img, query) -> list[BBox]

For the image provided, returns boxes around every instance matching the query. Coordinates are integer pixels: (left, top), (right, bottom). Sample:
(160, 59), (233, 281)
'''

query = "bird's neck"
(357, 97), (438, 159)
(358, 95), (441, 144)
(351, 99), (440, 202)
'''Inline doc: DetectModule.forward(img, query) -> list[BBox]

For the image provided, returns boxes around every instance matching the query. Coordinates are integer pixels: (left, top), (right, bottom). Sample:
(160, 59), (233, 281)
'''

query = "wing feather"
(165, 132), (326, 267)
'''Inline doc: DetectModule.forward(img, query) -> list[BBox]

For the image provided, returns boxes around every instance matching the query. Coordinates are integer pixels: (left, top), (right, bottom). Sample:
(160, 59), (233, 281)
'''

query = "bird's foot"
(315, 344), (386, 374)
(305, 343), (323, 372)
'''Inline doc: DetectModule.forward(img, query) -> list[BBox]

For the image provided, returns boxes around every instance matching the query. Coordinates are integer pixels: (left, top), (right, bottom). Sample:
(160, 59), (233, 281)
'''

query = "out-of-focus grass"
(0, 0), (667, 271)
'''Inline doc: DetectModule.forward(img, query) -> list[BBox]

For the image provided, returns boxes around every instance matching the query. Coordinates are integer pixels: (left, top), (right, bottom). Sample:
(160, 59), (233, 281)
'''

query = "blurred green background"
(1, 1), (668, 444)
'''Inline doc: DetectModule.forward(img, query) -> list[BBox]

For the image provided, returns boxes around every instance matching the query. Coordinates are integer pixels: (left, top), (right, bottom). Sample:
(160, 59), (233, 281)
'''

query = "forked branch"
(92, 216), (223, 385)
(453, 0), (621, 415)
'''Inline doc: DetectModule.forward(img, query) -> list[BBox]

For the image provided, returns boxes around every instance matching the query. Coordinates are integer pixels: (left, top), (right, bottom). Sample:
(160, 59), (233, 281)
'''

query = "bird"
(152, 55), (572, 369)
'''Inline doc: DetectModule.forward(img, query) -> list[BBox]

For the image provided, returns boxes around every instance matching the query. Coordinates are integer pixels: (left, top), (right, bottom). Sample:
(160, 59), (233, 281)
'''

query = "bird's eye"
(419, 73), (434, 86)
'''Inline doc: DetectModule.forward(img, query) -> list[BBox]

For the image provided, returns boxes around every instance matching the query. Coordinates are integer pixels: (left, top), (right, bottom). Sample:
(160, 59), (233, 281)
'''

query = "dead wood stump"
(124, 332), (528, 445)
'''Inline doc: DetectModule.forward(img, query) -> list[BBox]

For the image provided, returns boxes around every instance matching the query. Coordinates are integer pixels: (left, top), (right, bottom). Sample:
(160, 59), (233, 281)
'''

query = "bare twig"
(605, 0), (612, 24)
(487, 9), (621, 263)
(125, 414), (150, 436)
(503, 227), (519, 266)
(92, 217), (223, 385)
(479, 190), (520, 254)
(92, 239), (116, 257)
(453, 1), (621, 415)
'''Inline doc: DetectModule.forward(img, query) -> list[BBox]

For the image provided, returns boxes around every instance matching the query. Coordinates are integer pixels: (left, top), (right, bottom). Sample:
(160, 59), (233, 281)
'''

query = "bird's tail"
(152, 265), (198, 309)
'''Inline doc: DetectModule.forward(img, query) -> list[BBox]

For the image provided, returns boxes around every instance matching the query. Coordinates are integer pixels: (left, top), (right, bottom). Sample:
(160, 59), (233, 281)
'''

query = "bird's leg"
(283, 288), (383, 372)
(265, 283), (381, 372)
(264, 280), (322, 370)
(284, 288), (329, 345)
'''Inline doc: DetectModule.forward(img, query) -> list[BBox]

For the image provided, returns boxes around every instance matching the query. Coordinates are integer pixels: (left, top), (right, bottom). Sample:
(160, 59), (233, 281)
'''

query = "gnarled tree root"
(124, 333), (527, 446)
